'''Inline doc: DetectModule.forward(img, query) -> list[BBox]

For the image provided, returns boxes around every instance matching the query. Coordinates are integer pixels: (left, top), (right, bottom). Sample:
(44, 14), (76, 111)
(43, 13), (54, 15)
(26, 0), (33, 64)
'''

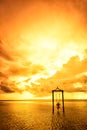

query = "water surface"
(0, 100), (87, 130)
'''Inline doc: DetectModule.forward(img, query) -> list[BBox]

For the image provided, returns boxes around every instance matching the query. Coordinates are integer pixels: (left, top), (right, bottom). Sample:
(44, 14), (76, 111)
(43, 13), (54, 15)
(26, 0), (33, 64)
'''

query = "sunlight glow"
(21, 91), (34, 99)
(1, 0), (87, 100)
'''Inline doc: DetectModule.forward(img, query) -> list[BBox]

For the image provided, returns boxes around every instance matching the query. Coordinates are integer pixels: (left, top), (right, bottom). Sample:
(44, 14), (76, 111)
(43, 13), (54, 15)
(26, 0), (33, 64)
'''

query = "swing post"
(62, 90), (64, 113)
(52, 90), (54, 114)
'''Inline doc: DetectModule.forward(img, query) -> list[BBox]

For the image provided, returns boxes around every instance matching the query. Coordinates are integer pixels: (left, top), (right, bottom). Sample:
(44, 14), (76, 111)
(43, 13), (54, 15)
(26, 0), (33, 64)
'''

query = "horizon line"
(0, 99), (87, 101)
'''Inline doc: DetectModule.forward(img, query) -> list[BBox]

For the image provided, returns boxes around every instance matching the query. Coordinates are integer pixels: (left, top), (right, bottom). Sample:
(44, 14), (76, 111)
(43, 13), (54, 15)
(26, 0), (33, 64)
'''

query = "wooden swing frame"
(52, 87), (64, 114)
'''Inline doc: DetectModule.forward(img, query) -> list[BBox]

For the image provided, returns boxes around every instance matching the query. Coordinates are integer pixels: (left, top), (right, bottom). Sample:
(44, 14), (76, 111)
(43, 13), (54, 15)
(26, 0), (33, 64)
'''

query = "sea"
(0, 100), (87, 130)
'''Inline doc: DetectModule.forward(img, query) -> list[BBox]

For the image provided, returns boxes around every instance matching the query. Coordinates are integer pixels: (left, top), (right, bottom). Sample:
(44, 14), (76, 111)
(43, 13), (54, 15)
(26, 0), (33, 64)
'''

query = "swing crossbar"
(52, 86), (63, 92)
(52, 90), (63, 92)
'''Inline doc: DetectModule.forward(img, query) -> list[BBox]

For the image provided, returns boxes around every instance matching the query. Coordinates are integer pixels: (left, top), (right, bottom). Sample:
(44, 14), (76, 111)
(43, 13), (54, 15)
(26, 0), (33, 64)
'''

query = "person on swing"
(56, 102), (61, 110)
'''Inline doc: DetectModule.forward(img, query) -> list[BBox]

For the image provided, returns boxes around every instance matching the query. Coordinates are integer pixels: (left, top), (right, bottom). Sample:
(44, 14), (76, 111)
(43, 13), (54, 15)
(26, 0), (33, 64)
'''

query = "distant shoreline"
(0, 99), (87, 102)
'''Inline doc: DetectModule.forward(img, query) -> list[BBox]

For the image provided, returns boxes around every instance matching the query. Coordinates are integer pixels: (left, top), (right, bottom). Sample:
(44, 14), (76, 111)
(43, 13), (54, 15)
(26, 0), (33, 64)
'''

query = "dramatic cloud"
(0, 82), (15, 93)
(0, 40), (14, 61)
(25, 53), (87, 97)
(0, 0), (87, 99)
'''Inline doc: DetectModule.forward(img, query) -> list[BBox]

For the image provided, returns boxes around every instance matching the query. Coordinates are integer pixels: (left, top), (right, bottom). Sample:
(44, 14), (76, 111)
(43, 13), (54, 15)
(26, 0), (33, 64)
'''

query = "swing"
(52, 87), (64, 114)
(56, 92), (61, 110)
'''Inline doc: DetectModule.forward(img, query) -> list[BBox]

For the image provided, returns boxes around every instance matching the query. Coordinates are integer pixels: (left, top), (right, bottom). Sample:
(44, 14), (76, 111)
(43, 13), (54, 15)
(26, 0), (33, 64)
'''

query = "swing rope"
(56, 92), (61, 110)
(56, 92), (60, 103)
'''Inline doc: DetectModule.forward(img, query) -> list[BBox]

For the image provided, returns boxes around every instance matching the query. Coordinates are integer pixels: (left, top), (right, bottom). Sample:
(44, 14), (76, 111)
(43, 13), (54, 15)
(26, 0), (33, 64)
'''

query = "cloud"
(53, 52), (87, 79)
(0, 72), (6, 78)
(0, 0), (87, 99)
(0, 61), (45, 94)
(25, 52), (87, 97)
(8, 63), (45, 77)
(1, 51), (87, 97)
(0, 82), (15, 93)
(51, 53), (87, 93)
(25, 82), (51, 97)
(0, 40), (14, 61)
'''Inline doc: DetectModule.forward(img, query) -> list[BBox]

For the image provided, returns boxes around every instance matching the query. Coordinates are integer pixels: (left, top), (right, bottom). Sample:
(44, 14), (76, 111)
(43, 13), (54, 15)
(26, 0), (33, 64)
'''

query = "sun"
(21, 91), (34, 99)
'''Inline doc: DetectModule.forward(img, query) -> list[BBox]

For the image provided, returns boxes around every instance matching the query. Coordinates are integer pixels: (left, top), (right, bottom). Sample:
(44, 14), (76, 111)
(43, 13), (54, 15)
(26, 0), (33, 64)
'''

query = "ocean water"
(0, 100), (87, 130)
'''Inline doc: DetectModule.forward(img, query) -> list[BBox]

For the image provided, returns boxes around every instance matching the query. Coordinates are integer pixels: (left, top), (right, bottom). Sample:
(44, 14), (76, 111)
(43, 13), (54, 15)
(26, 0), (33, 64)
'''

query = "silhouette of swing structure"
(52, 87), (64, 114)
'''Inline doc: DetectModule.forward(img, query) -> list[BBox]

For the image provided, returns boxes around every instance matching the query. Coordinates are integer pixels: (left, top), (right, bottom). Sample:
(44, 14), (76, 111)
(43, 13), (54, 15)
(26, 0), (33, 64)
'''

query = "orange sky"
(0, 0), (87, 100)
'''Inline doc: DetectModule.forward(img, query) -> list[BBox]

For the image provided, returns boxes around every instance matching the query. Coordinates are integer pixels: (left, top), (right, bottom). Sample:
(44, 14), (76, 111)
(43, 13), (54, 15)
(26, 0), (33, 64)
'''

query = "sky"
(0, 0), (87, 100)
